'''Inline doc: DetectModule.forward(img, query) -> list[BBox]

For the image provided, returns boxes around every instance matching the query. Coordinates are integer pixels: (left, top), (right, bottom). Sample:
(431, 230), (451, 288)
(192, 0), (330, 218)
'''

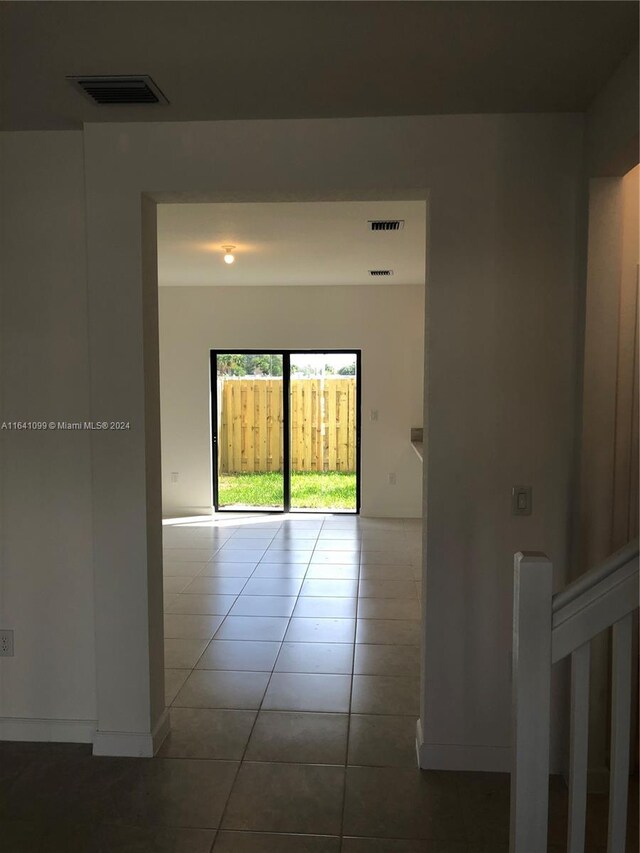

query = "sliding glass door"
(289, 353), (358, 511)
(211, 350), (360, 513)
(213, 353), (285, 510)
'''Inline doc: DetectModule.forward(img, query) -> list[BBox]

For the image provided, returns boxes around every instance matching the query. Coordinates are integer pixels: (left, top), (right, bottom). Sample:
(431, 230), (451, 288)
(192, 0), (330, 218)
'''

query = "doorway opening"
(211, 349), (361, 513)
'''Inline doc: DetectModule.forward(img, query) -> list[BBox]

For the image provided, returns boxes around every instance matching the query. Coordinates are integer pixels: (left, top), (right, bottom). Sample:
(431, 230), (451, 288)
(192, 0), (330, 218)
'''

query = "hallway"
(1, 514), (635, 851)
(161, 513), (437, 849)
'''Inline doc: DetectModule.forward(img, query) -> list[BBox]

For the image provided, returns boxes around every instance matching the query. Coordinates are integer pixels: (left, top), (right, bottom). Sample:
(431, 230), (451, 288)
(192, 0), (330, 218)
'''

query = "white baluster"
(568, 641), (591, 853)
(510, 551), (553, 853)
(607, 613), (633, 853)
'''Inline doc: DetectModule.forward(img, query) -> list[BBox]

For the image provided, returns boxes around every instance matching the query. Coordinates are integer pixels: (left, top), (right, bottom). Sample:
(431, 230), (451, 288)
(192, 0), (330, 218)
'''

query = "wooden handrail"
(552, 538), (639, 612)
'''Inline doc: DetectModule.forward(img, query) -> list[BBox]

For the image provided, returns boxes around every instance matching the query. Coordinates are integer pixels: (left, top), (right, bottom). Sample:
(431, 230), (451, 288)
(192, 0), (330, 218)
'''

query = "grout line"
(205, 517), (289, 839)
(162, 516), (423, 847)
(337, 516), (362, 841)
(254, 521), (320, 701)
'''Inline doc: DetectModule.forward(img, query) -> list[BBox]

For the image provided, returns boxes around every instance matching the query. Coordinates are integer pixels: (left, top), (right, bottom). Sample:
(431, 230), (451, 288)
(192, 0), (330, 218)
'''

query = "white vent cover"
(68, 75), (169, 105)
(368, 220), (404, 232)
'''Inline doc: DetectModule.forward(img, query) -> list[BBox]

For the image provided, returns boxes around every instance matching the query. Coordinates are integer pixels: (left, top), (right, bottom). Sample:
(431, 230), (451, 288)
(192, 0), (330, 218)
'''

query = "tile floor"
(1, 513), (637, 852)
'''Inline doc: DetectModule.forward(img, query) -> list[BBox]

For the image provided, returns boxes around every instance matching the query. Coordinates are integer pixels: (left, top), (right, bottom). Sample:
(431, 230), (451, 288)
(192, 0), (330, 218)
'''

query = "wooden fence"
(217, 377), (356, 473)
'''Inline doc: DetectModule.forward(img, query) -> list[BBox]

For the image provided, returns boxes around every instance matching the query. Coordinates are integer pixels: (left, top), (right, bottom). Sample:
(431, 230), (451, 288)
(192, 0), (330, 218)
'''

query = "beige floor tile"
(262, 672), (351, 713)
(164, 669), (190, 706)
(343, 766), (464, 840)
(164, 614), (225, 640)
(301, 579), (359, 597)
(173, 669), (270, 709)
(245, 711), (348, 764)
(354, 644), (420, 677)
(166, 593), (237, 615)
(356, 619), (421, 646)
(357, 599), (421, 620)
(183, 576), (247, 595)
(164, 561), (210, 577)
(112, 758), (239, 829)
(163, 576), (194, 593)
(159, 707), (256, 759)
(214, 832), (340, 852)
(305, 564), (360, 579)
(285, 617), (356, 643)
(242, 577), (304, 596)
(200, 562), (257, 577)
(293, 596), (357, 618)
(348, 715), (419, 768)
(230, 595), (297, 617)
(222, 762), (344, 835)
(164, 638), (208, 669)
(342, 838), (465, 852)
(196, 639), (281, 672)
(351, 675), (419, 715)
(164, 548), (219, 563)
(215, 616), (289, 641)
(358, 579), (418, 599)
(275, 642), (354, 674)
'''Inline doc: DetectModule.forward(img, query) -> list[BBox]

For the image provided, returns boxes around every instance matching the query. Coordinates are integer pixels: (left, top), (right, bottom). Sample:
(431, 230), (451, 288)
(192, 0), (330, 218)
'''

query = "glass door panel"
(289, 352), (358, 512)
(214, 353), (284, 510)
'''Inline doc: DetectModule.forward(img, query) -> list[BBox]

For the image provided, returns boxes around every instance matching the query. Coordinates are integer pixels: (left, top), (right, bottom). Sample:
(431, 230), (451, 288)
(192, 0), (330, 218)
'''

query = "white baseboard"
(0, 716), (96, 743)
(162, 508), (213, 521)
(416, 718), (511, 772)
(92, 708), (171, 758)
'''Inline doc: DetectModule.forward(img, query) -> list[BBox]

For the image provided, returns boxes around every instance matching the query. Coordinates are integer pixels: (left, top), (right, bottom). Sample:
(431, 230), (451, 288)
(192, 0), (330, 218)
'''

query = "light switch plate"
(512, 486), (532, 516)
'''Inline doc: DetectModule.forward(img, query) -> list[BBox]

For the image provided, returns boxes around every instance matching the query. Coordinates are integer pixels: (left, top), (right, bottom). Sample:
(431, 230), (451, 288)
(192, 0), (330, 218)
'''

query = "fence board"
(218, 376), (355, 473)
(269, 380), (282, 471)
(347, 379), (355, 471)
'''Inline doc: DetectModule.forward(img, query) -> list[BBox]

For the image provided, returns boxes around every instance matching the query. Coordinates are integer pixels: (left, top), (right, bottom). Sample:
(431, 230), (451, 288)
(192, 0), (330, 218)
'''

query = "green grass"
(218, 471), (356, 510)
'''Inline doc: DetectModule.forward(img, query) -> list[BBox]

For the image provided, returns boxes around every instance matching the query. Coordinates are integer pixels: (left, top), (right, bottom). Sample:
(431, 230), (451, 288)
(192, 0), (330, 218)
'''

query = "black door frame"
(210, 349), (361, 514)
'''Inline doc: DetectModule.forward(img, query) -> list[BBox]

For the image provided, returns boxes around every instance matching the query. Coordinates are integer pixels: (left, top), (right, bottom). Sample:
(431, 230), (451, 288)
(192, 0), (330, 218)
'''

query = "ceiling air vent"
(368, 220), (404, 232)
(369, 269), (394, 277)
(67, 75), (169, 105)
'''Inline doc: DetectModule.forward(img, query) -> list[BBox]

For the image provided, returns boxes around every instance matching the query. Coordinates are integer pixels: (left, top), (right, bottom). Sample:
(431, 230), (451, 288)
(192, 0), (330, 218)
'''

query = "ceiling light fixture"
(222, 245), (236, 265)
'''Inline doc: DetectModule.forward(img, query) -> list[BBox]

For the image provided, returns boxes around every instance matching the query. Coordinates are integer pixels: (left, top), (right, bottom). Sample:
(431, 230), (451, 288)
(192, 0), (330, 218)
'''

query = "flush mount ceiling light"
(222, 245), (236, 265)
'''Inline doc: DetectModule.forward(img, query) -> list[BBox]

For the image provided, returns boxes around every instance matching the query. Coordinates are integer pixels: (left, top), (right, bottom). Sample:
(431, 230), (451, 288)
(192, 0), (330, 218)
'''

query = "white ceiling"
(157, 201), (426, 287)
(2, 2), (637, 130)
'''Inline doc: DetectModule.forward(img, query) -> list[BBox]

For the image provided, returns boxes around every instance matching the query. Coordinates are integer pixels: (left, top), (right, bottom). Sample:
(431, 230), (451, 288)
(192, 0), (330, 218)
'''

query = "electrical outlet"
(370, 410), (379, 422)
(388, 472), (397, 485)
(0, 630), (14, 657)
(170, 472), (179, 483)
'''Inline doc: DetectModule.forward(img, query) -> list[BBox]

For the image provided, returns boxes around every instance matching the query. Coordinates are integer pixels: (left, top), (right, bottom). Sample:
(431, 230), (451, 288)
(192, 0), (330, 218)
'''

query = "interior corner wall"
(578, 164), (639, 777)
(0, 131), (96, 738)
(158, 283), (425, 519)
(587, 44), (639, 178)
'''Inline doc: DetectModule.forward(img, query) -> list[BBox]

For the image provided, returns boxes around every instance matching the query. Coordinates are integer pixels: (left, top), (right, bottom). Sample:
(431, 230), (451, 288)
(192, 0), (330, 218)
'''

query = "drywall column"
(0, 131), (96, 740)
(84, 178), (167, 755)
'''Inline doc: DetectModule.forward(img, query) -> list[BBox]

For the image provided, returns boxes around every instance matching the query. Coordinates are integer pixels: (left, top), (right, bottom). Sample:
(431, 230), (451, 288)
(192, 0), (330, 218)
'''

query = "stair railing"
(510, 538), (639, 853)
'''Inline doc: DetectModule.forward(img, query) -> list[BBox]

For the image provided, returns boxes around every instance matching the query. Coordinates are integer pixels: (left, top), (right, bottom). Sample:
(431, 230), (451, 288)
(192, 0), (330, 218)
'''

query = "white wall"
(0, 111), (588, 767)
(578, 165), (639, 778)
(78, 113), (584, 769)
(158, 284), (425, 518)
(0, 132), (96, 739)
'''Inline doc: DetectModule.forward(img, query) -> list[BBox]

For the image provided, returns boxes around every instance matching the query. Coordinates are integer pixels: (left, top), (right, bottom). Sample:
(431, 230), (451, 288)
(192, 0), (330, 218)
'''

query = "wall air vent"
(369, 269), (394, 277)
(368, 220), (404, 232)
(67, 75), (169, 105)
